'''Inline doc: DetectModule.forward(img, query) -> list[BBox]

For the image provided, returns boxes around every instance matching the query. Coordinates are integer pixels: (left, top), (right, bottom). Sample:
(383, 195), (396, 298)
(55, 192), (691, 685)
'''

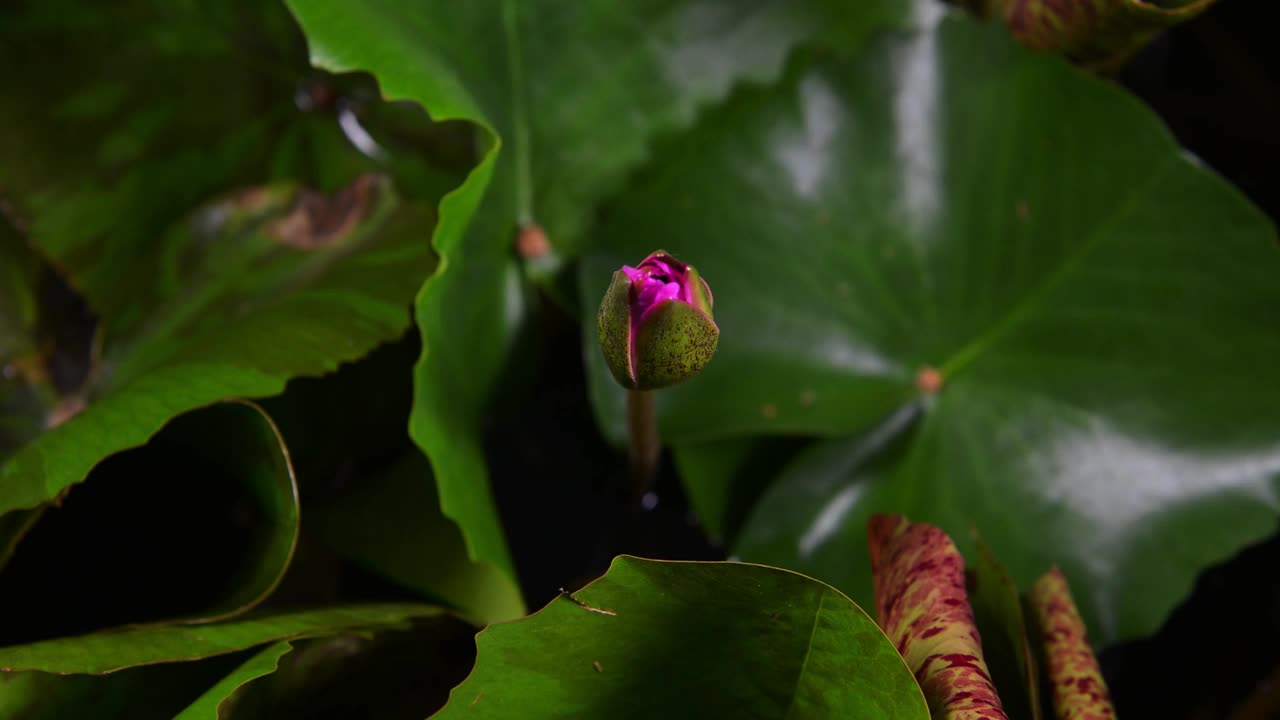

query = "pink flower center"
(622, 256), (691, 328)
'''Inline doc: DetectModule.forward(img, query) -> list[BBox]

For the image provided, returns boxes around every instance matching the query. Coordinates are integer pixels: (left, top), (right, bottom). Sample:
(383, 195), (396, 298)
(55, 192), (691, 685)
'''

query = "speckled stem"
(1029, 567), (1116, 719)
(868, 514), (1009, 720)
(627, 389), (658, 501)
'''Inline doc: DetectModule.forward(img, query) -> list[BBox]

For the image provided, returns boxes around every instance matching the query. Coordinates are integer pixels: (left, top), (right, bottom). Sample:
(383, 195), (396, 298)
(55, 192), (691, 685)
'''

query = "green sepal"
(597, 270), (636, 388)
(685, 264), (715, 318)
(633, 298), (719, 391)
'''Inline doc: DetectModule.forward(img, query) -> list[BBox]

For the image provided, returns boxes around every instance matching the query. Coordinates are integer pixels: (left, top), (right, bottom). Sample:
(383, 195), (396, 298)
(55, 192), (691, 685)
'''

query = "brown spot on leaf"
(917, 366), (944, 394)
(1016, 200), (1030, 222)
(593, 660), (604, 673)
(799, 389), (816, 407)
(515, 223), (550, 258)
(761, 403), (778, 420)
(268, 173), (380, 250)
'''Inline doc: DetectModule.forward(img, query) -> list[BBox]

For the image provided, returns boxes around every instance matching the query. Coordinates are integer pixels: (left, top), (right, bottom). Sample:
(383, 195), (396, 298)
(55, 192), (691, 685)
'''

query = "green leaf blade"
(307, 454), (525, 626)
(0, 1), (443, 519)
(434, 557), (928, 719)
(587, 12), (1280, 645)
(0, 177), (433, 517)
(286, 0), (920, 588)
(0, 604), (442, 675)
(172, 642), (294, 720)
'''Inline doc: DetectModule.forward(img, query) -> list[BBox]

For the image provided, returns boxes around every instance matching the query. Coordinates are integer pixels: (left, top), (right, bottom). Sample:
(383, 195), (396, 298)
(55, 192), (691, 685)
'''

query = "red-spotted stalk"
(1029, 567), (1118, 720)
(868, 514), (1009, 720)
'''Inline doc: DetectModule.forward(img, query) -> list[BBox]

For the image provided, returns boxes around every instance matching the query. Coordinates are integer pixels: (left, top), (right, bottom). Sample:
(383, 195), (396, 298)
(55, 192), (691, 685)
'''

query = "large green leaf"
(0, 654), (245, 720)
(0, 401), (297, 639)
(583, 12), (1280, 645)
(0, 603), (442, 674)
(0, 0), (443, 519)
(261, 334), (525, 623)
(173, 642), (294, 720)
(433, 557), (928, 719)
(215, 619), (477, 719)
(284, 0), (917, 582)
(307, 454), (525, 625)
(671, 436), (811, 547)
(0, 176), (433, 517)
(967, 533), (1042, 720)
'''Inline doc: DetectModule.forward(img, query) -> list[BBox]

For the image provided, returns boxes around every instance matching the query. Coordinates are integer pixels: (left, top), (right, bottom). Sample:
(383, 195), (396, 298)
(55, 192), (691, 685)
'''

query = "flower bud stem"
(627, 389), (659, 502)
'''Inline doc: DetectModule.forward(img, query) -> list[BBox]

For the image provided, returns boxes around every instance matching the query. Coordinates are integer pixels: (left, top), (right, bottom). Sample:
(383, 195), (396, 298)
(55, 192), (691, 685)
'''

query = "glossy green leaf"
(173, 642), (294, 720)
(968, 533), (1042, 720)
(0, 654), (245, 720)
(143, 401), (299, 624)
(0, 0), (443, 519)
(0, 603), (442, 675)
(216, 618), (477, 719)
(0, 401), (298, 639)
(0, 175), (433, 518)
(671, 436), (812, 546)
(259, 335), (525, 623)
(433, 557), (928, 719)
(307, 454), (525, 625)
(285, 0), (917, 584)
(585, 12), (1280, 645)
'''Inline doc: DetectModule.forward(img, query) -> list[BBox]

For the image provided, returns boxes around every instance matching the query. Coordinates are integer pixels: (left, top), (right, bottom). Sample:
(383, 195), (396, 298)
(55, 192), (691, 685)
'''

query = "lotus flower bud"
(598, 251), (719, 391)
